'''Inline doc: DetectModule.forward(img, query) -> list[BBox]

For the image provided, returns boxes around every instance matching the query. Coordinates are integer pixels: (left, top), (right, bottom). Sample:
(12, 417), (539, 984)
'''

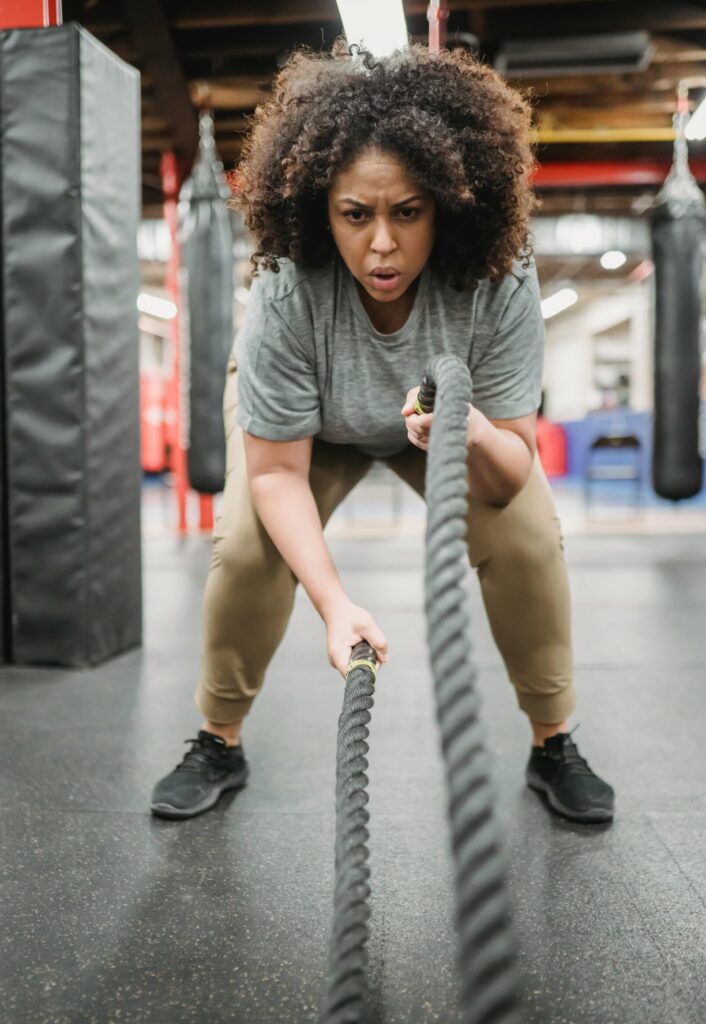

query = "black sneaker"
(526, 727), (614, 823)
(150, 730), (249, 820)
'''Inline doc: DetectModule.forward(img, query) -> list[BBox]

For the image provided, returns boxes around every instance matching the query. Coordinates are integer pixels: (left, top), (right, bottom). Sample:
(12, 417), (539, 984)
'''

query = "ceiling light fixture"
(541, 287), (578, 320)
(600, 250), (627, 270)
(137, 293), (177, 320)
(336, 0), (408, 58)
(686, 93), (706, 141)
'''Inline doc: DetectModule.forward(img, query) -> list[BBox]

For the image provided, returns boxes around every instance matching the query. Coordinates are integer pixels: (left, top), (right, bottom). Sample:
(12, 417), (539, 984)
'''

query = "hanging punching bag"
(178, 110), (234, 494)
(651, 98), (705, 500)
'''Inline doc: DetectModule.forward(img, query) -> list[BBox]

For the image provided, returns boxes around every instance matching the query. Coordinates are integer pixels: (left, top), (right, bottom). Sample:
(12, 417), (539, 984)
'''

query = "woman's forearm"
(465, 409), (533, 506)
(249, 471), (347, 617)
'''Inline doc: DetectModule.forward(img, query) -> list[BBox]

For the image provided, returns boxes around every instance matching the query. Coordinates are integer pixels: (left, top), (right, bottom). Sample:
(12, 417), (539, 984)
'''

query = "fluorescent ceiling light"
(336, 0), (408, 58)
(541, 287), (578, 320)
(686, 95), (706, 141)
(600, 249), (627, 270)
(138, 315), (171, 340)
(137, 293), (177, 320)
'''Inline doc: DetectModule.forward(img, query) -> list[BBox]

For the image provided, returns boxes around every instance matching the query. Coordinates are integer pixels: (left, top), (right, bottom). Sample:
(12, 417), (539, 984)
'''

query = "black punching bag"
(651, 106), (705, 500)
(179, 110), (234, 494)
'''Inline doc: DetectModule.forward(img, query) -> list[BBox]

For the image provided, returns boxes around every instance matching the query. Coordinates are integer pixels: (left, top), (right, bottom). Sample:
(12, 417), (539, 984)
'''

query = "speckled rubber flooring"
(1, 481), (706, 1024)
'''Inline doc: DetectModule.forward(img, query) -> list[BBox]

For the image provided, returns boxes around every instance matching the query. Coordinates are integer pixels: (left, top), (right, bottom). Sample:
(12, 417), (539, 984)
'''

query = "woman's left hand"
(401, 386), (433, 451)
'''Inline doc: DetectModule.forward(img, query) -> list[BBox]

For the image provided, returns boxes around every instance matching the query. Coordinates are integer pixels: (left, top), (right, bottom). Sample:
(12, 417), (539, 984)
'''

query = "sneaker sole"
(150, 765), (249, 821)
(526, 769), (614, 824)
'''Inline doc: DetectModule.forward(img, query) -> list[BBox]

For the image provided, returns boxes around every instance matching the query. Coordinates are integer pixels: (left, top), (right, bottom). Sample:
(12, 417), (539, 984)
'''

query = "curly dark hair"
(231, 39), (538, 291)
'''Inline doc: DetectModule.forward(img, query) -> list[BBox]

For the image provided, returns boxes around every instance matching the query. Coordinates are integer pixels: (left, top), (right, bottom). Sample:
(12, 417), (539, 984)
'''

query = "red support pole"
(161, 151), (189, 535)
(427, 0), (449, 55)
(0, 0), (62, 28)
(199, 494), (214, 532)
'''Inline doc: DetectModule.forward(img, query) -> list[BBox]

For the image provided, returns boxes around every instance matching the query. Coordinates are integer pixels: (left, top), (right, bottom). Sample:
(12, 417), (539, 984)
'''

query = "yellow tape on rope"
(346, 659), (378, 680)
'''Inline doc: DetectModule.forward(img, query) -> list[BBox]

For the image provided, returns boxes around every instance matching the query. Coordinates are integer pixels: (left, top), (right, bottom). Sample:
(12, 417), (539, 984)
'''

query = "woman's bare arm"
(244, 433), (346, 617)
(243, 432), (389, 673)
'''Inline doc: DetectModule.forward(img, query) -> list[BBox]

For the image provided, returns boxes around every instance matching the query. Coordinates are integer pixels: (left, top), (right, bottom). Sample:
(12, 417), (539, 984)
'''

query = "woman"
(151, 41), (614, 824)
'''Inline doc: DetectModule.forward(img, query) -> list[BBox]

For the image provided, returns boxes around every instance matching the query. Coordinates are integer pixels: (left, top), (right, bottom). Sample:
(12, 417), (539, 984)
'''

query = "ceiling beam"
(118, 0), (198, 168)
(652, 34), (706, 61)
(183, 55), (280, 79)
(535, 126), (675, 142)
(540, 91), (682, 110)
(171, 0), (342, 30)
(190, 77), (274, 109)
(470, 0), (627, 6)
(537, 107), (678, 129)
(483, 3), (706, 40)
(176, 23), (343, 59)
(514, 62), (706, 97)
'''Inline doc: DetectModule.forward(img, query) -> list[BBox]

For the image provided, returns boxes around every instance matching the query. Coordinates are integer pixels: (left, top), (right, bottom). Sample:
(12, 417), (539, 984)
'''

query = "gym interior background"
(1, 2), (705, 1023)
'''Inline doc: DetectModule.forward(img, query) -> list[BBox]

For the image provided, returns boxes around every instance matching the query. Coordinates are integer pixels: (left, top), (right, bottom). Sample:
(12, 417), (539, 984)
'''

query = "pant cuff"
(194, 686), (254, 725)
(515, 684), (577, 725)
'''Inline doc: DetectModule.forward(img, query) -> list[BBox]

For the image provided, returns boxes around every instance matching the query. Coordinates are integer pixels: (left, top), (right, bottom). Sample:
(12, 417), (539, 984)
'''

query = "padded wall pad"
(0, 305), (7, 663)
(0, 24), (142, 665)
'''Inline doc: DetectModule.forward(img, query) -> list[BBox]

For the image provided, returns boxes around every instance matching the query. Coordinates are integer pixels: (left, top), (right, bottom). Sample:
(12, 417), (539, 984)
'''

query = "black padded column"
(0, 24), (142, 666)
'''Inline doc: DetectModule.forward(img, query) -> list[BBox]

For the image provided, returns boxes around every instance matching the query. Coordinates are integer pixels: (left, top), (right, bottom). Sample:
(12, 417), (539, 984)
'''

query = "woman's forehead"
(330, 150), (422, 198)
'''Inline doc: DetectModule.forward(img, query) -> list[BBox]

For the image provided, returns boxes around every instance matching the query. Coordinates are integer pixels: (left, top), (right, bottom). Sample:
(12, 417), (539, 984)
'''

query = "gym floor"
(2, 473), (706, 1024)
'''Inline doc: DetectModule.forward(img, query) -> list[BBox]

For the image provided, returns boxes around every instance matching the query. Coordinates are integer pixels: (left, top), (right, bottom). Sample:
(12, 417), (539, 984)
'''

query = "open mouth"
(369, 271), (401, 288)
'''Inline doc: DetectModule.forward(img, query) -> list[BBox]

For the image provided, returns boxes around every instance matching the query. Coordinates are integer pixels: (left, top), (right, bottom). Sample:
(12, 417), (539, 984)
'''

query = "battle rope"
(322, 641), (378, 1023)
(421, 354), (524, 1023)
(322, 353), (524, 1024)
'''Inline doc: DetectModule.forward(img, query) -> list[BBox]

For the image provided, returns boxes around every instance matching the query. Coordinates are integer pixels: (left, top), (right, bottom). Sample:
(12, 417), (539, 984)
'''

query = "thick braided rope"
(321, 664), (376, 1024)
(425, 353), (524, 1024)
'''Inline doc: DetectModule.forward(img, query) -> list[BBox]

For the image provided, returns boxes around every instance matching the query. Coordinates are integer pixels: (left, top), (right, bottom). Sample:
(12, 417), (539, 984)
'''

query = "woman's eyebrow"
(338, 194), (427, 208)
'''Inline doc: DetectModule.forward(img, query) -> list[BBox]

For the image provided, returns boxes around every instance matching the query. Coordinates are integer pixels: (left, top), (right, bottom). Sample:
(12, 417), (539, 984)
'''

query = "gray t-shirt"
(233, 254), (545, 458)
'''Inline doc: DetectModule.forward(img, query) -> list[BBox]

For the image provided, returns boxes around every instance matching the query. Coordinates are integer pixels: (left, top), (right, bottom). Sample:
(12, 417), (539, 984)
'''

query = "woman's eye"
(343, 208), (419, 222)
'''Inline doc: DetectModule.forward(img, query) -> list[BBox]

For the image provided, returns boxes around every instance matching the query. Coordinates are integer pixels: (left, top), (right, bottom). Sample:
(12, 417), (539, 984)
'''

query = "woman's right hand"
(322, 596), (389, 678)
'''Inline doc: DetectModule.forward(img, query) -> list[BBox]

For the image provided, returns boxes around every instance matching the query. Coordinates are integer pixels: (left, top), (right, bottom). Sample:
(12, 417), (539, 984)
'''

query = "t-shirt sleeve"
(233, 277), (322, 441)
(471, 265), (545, 420)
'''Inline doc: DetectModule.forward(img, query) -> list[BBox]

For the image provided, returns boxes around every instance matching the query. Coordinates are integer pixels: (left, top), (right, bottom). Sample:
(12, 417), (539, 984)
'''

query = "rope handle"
(347, 639), (378, 680)
(414, 371), (437, 415)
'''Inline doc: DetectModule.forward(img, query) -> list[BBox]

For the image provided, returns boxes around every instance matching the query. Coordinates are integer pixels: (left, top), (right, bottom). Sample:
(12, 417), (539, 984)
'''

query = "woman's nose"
(371, 219), (396, 252)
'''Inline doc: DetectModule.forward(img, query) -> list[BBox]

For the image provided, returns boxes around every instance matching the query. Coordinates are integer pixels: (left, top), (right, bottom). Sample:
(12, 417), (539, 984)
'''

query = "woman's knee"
(213, 526), (291, 586)
(501, 512), (564, 572)
(472, 500), (564, 574)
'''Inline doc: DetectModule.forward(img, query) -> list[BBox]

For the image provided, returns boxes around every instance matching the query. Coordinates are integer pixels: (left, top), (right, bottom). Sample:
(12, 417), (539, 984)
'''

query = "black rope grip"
(348, 639), (376, 667)
(415, 372), (437, 415)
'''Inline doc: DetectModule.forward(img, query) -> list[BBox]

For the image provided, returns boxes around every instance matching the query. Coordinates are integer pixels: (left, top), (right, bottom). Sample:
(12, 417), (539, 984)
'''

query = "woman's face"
(327, 148), (435, 316)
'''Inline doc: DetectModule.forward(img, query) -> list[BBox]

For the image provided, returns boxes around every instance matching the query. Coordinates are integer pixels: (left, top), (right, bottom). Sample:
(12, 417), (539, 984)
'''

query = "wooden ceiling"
(62, 0), (706, 216)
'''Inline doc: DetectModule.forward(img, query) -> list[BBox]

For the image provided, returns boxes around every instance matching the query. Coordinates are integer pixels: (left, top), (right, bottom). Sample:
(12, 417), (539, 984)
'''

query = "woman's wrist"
(317, 588), (351, 622)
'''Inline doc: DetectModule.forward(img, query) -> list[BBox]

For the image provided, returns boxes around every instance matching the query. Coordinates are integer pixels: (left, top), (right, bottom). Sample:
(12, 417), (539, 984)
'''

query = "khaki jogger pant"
(194, 357), (577, 727)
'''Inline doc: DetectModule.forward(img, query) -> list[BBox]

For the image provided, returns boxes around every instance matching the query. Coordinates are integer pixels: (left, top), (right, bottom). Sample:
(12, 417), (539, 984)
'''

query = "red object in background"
(140, 371), (167, 473)
(199, 495), (214, 531)
(161, 151), (189, 533)
(427, 0), (449, 55)
(160, 150), (214, 534)
(536, 416), (567, 478)
(0, 0), (62, 27)
(532, 160), (706, 189)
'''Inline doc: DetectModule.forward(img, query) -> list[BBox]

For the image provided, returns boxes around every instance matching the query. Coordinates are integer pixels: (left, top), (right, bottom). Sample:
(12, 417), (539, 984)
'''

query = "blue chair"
(584, 433), (643, 515)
